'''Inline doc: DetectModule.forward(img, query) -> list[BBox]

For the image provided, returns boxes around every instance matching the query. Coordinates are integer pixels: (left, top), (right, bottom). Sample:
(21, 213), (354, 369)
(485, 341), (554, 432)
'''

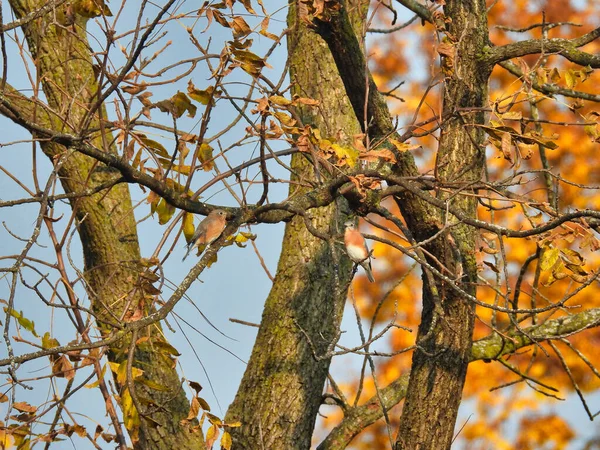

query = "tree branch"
(486, 27), (600, 67)
(318, 307), (600, 449)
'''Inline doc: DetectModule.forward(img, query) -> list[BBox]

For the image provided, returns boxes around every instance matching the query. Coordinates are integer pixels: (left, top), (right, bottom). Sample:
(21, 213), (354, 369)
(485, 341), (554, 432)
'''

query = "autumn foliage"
(2, 0), (600, 449)
(328, 0), (600, 448)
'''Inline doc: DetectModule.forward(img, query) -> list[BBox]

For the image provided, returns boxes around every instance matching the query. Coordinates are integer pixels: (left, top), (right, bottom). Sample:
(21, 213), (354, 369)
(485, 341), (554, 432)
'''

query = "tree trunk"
(224, 1), (364, 448)
(395, 1), (491, 448)
(5, 1), (202, 448)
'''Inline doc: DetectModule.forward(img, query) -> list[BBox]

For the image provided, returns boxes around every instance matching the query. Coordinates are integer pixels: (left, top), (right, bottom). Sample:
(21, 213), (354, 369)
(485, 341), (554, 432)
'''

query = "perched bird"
(344, 221), (375, 283)
(182, 209), (228, 261)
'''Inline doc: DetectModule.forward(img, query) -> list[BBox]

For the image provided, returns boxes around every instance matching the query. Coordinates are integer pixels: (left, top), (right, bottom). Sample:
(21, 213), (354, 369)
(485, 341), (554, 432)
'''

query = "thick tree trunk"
(5, 2), (201, 448)
(395, 1), (490, 448)
(224, 1), (364, 448)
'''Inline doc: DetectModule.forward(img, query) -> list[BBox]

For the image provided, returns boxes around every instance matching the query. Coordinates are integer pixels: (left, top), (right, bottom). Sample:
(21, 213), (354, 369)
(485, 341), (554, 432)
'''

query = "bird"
(182, 209), (228, 261)
(344, 220), (375, 282)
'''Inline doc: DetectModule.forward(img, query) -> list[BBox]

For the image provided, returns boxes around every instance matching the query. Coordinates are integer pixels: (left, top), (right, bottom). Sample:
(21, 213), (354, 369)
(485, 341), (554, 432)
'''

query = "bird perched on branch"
(344, 220), (375, 282)
(182, 209), (227, 261)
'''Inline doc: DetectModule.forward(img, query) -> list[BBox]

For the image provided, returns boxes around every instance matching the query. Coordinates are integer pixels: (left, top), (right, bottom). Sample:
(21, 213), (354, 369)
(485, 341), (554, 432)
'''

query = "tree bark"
(395, 1), (491, 448)
(224, 1), (364, 448)
(5, 1), (202, 448)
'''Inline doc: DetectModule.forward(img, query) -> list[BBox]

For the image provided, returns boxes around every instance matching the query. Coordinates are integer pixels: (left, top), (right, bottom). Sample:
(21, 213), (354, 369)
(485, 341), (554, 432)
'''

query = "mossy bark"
(223, 1), (364, 448)
(395, 1), (491, 448)
(5, 1), (202, 448)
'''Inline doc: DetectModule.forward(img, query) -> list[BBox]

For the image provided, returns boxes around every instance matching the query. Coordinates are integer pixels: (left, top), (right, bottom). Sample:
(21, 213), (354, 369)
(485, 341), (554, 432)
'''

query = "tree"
(1, 0), (600, 449)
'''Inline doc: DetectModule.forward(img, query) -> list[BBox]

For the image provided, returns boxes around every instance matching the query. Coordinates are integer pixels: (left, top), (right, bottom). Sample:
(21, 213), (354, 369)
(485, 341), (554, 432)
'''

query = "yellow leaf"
(13, 402), (37, 414)
(156, 198), (175, 225)
(0, 429), (14, 449)
(187, 81), (215, 105)
(196, 142), (214, 171)
(269, 95), (292, 106)
(331, 143), (358, 167)
(122, 388), (140, 435)
(540, 247), (559, 271)
(565, 69), (577, 88)
(221, 431), (233, 450)
(501, 111), (522, 120)
(205, 425), (219, 448)
(85, 364), (107, 389)
(41, 332), (60, 349)
(388, 138), (419, 152)
(183, 213), (195, 242)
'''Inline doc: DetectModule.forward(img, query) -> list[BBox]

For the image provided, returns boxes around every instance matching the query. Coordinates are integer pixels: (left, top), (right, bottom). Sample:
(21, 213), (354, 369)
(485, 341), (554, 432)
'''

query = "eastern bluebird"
(182, 209), (227, 261)
(344, 220), (375, 282)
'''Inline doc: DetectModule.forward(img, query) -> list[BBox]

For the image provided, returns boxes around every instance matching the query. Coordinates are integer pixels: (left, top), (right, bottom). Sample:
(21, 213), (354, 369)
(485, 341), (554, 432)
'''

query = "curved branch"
(486, 26), (600, 67)
(318, 307), (600, 449)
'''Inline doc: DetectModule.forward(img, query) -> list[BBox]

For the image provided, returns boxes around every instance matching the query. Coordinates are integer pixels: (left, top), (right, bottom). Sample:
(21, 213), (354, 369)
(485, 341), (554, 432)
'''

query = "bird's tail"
(362, 261), (375, 283)
(182, 244), (193, 261)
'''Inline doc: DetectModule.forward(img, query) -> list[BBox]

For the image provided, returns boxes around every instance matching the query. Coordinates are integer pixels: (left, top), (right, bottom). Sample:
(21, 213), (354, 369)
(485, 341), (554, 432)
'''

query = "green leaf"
(6, 308), (38, 337)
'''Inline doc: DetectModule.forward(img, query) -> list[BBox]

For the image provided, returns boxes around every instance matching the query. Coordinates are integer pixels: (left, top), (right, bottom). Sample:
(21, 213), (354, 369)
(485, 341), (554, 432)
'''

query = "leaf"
(155, 198), (176, 225)
(187, 81), (215, 105)
(517, 143), (534, 160)
(329, 143), (357, 167)
(172, 92), (197, 119)
(273, 111), (296, 127)
(189, 381), (203, 395)
(221, 431), (233, 450)
(501, 111), (522, 120)
(122, 388), (140, 440)
(198, 397), (211, 411)
(196, 142), (214, 171)
(205, 425), (219, 449)
(137, 135), (169, 158)
(6, 309), (38, 337)
(483, 261), (500, 273)
(183, 213), (196, 242)
(207, 413), (223, 425)
(42, 332), (60, 349)
(565, 69), (577, 88)
(540, 247), (560, 271)
(230, 48), (271, 77)
(52, 354), (75, 380)
(561, 248), (584, 266)
(85, 364), (107, 389)
(259, 17), (279, 40)
(360, 149), (397, 164)
(388, 138), (419, 153)
(239, 0), (256, 14)
(269, 95), (292, 107)
(186, 397), (201, 421)
(155, 92), (197, 119)
(231, 16), (251, 38)
(13, 402), (37, 414)
(501, 131), (513, 163)
(153, 340), (181, 356)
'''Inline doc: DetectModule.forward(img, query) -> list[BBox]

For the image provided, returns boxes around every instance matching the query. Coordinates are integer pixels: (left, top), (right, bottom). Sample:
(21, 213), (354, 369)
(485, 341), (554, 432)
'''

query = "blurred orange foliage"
(323, 1), (600, 448)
